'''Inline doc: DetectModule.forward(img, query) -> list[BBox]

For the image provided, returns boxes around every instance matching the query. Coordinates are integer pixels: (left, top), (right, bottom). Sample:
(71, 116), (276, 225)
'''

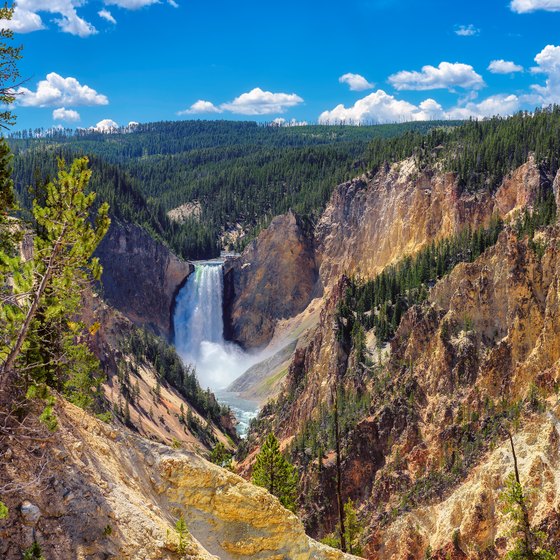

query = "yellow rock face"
(0, 401), (358, 560)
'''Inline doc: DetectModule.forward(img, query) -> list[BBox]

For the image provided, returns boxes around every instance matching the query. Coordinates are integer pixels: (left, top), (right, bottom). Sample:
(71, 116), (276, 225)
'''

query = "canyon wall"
(0, 402), (358, 560)
(235, 156), (560, 557)
(95, 221), (192, 340)
(224, 210), (319, 349)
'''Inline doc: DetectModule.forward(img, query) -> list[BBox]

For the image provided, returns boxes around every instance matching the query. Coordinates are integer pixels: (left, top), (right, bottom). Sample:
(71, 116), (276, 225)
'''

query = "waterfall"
(174, 262), (226, 359)
(173, 261), (258, 392)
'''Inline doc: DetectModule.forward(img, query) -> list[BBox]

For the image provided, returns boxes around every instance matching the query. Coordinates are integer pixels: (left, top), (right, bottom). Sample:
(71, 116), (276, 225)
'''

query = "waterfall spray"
(173, 261), (259, 391)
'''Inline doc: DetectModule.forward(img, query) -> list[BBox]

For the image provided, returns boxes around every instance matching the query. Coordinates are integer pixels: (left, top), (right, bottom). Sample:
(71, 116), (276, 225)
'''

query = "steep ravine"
(229, 157), (560, 557)
(0, 402), (358, 560)
(95, 221), (193, 340)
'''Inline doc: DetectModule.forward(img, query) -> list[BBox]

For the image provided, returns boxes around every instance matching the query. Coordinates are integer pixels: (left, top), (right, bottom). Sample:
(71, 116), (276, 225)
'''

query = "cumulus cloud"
(529, 44), (560, 104)
(0, 0), (172, 36)
(98, 9), (116, 23)
(0, 6), (45, 33)
(104, 0), (159, 9)
(388, 62), (485, 91)
(510, 0), (560, 12)
(220, 88), (303, 115)
(91, 118), (119, 132)
(0, 0), (97, 36)
(18, 73), (109, 107)
(488, 59), (524, 74)
(318, 89), (523, 125)
(52, 107), (80, 122)
(339, 73), (374, 91)
(178, 100), (223, 115)
(446, 94), (521, 119)
(318, 90), (446, 124)
(454, 24), (479, 37)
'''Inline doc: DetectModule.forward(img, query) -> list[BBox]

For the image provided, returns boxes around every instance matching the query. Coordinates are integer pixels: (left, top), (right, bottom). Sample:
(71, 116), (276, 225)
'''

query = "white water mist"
(173, 261), (261, 392)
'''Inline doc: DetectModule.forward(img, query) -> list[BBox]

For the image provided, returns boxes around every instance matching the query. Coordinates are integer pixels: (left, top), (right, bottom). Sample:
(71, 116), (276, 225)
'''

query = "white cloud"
(0, 6), (45, 33)
(98, 9), (116, 23)
(318, 90), (446, 124)
(318, 90), (523, 125)
(91, 118), (119, 132)
(104, 0), (159, 9)
(389, 62), (485, 91)
(454, 24), (479, 37)
(52, 107), (80, 122)
(220, 87), (304, 115)
(271, 117), (308, 127)
(529, 44), (560, 104)
(488, 59), (524, 74)
(510, 0), (560, 12)
(18, 72), (109, 107)
(446, 94), (521, 119)
(178, 100), (223, 115)
(339, 73), (374, 91)
(0, 0), (97, 37)
(0, 0), (172, 36)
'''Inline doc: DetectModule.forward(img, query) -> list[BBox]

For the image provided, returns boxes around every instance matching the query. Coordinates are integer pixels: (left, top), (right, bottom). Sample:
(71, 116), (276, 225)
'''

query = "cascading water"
(173, 261), (259, 435)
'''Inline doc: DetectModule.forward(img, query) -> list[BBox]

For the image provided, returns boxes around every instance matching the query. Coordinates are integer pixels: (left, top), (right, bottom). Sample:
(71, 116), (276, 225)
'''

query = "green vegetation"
(366, 106), (560, 193)
(321, 499), (364, 556)
(252, 432), (298, 512)
(0, 3), (22, 128)
(289, 388), (372, 470)
(338, 216), (504, 345)
(22, 542), (45, 560)
(210, 441), (233, 469)
(122, 327), (229, 427)
(0, 500), (8, 519)
(501, 435), (555, 560)
(0, 157), (110, 421)
(175, 514), (189, 555)
(8, 109), (560, 261)
(8, 120), (458, 259)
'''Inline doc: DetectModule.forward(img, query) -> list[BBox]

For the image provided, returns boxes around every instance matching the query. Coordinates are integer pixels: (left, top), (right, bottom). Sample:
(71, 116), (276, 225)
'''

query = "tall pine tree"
(252, 432), (298, 512)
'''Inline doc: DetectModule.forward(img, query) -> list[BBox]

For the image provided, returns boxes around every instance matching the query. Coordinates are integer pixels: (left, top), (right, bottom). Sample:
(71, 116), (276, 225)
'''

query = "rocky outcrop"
(95, 222), (192, 339)
(315, 156), (547, 287)
(224, 211), (319, 349)
(0, 402), (357, 560)
(239, 155), (559, 557)
(279, 226), (560, 557)
(227, 157), (549, 354)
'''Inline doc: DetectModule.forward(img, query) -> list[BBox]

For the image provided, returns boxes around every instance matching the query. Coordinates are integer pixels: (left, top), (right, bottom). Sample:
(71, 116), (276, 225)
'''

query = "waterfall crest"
(173, 261), (257, 391)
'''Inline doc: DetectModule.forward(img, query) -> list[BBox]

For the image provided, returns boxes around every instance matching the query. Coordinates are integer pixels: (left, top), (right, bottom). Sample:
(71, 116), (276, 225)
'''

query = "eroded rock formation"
(95, 222), (192, 339)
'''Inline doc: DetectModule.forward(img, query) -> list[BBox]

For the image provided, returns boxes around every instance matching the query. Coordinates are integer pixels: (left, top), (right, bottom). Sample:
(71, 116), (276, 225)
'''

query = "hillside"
(223, 111), (560, 558)
(8, 120), (459, 260)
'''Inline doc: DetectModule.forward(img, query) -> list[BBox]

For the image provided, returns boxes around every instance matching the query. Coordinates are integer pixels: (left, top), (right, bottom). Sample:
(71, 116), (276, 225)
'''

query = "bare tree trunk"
(334, 391), (346, 552)
(508, 431), (533, 554)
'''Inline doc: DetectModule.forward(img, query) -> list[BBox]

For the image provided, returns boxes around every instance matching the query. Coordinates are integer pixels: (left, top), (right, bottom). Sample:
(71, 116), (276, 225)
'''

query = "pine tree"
(210, 441), (232, 469)
(0, 157), (110, 411)
(252, 432), (298, 512)
(343, 499), (364, 555)
(501, 433), (555, 560)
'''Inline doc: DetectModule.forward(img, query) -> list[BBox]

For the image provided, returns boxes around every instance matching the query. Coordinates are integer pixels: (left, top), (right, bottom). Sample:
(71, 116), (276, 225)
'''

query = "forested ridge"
(8, 109), (560, 260)
(8, 120), (458, 259)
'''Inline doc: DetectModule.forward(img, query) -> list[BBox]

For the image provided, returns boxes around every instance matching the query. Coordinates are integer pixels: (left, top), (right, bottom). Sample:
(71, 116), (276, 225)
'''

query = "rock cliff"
(226, 157), (548, 354)
(237, 155), (560, 557)
(224, 210), (319, 349)
(95, 221), (193, 339)
(0, 402), (358, 560)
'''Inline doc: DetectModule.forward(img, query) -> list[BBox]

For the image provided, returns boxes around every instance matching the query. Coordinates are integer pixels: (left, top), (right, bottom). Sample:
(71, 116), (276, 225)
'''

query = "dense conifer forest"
(7, 108), (560, 259)
(7, 121), (458, 259)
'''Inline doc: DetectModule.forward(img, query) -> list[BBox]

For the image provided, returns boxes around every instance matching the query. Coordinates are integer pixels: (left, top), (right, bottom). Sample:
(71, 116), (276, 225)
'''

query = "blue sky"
(4, 0), (560, 129)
